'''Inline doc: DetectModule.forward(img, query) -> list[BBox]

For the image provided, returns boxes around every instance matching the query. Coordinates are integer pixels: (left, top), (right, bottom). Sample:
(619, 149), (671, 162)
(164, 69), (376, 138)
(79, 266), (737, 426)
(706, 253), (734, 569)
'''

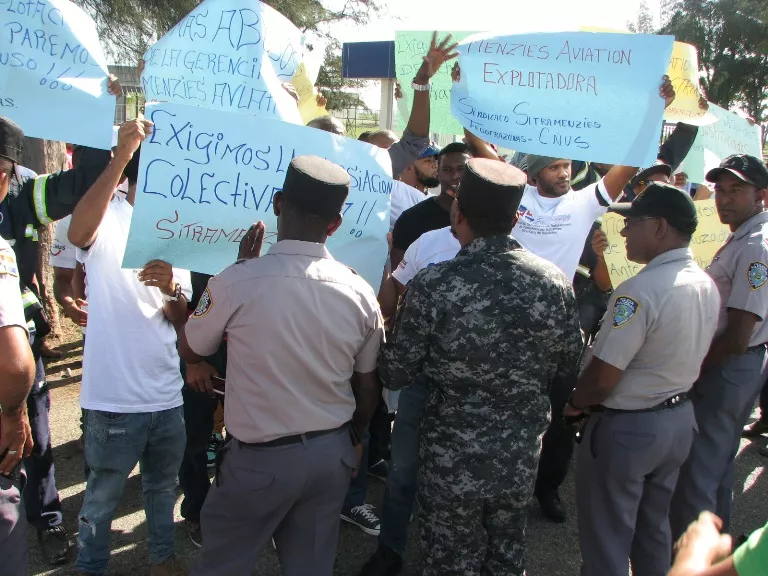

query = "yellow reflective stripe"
(571, 163), (589, 186)
(24, 224), (39, 241)
(21, 289), (40, 309)
(33, 175), (53, 225)
(576, 264), (591, 279)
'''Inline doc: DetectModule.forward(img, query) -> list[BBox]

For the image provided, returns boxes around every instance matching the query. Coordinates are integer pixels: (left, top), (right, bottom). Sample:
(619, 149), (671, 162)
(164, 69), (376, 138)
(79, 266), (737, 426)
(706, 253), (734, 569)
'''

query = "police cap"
(0, 115), (24, 164)
(281, 156), (351, 219)
(457, 158), (527, 224)
(610, 182), (698, 235)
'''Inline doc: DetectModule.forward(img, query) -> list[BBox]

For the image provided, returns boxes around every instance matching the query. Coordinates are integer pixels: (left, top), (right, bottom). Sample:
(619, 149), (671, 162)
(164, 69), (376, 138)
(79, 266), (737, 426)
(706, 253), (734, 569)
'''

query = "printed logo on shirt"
(193, 287), (213, 318)
(747, 262), (768, 291)
(0, 252), (19, 277)
(612, 296), (639, 328)
(50, 242), (66, 257)
(518, 205), (535, 223)
(397, 258), (408, 271)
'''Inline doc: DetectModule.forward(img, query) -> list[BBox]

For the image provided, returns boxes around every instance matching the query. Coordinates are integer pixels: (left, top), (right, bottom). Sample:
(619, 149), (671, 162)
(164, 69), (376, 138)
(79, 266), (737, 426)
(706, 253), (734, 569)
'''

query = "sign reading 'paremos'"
(0, 0), (115, 149)
(141, 0), (304, 124)
(451, 31), (674, 166)
(123, 101), (392, 289)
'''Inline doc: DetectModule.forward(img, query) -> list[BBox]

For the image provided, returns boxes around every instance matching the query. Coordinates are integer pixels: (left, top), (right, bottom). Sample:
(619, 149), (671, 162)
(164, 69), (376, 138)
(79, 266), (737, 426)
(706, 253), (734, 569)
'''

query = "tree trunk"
(21, 137), (68, 342)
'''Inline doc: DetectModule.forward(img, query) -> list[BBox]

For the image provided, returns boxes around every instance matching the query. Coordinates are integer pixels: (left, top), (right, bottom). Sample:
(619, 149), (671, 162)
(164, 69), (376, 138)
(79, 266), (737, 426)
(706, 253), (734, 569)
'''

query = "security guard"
(567, 184), (720, 576)
(380, 158), (583, 576)
(671, 155), (768, 538)
(0, 115), (111, 564)
(179, 155), (385, 576)
(0, 115), (37, 576)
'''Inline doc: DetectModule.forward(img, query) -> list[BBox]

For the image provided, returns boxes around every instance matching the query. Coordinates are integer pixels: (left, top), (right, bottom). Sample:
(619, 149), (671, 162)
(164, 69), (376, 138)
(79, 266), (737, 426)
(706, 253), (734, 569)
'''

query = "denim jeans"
(75, 407), (186, 574)
(378, 377), (427, 554)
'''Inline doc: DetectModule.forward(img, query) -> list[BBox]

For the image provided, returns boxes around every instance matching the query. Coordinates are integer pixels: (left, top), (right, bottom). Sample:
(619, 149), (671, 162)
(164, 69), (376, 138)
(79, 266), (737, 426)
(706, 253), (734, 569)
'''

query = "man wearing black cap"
(671, 154), (768, 540)
(628, 163), (673, 200)
(0, 114), (37, 576)
(379, 158), (583, 575)
(180, 155), (385, 576)
(565, 183), (720, 576)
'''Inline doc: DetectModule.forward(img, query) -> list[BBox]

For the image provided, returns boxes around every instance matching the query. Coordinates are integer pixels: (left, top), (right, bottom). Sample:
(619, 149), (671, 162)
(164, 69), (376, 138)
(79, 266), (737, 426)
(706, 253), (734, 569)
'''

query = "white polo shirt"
(392, 226), (460, 285)
(513, 180), (613, 281)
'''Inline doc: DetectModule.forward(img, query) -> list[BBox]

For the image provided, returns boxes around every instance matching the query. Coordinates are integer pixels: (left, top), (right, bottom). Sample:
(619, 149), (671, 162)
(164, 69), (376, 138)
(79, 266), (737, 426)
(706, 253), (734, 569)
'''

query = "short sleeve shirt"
(0, 237), (26, 333)
(392, 197), (451, 252)
(513, 180), (613, 281)
(185, 240), (385, 443)
(390, 181), (427, 231)
(393, 226), (460, 286)
(50, 215), (77, 269)
(592, 248), (720, 409)
(707, 211), (768, 347)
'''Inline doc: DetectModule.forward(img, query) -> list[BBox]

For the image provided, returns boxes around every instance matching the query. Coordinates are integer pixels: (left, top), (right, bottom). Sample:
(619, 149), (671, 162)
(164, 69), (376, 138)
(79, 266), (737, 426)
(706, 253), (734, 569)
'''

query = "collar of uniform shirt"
(640, 248), (694, 271)
(266, 240), (333, 259)
(459, 235), (521, 256)
(731, 210), (768, 240)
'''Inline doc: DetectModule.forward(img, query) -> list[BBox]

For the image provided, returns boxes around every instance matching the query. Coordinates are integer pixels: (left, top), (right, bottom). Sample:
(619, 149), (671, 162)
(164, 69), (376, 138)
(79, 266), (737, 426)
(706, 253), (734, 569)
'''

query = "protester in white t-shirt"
(67, 120), (191, 575)
(389, 144), (441, 230)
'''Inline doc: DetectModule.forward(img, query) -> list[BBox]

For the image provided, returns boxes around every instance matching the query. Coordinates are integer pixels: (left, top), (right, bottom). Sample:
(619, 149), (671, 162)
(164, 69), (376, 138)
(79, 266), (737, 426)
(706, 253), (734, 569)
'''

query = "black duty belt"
(236, 423), (348, 448)
(592, 391), (692, 414)
(747, 343), (768, 353)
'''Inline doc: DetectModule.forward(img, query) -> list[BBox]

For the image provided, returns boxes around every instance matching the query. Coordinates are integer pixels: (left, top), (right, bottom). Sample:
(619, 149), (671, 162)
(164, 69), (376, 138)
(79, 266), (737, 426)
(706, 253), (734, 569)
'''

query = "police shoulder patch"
(747, 262), (768, 291)
(0, 252), (19, 278)
(193, 287), (213, 318)
(612, 296), (639, 328)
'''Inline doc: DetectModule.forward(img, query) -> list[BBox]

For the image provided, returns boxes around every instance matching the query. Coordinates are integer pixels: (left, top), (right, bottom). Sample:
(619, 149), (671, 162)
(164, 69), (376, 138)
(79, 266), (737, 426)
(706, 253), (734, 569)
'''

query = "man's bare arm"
(0, 326), (35, 413)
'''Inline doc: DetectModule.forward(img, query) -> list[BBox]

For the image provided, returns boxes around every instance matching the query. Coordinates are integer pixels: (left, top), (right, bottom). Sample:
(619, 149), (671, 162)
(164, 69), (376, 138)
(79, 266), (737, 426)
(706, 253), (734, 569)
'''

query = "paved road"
(28, 338), (768, 575)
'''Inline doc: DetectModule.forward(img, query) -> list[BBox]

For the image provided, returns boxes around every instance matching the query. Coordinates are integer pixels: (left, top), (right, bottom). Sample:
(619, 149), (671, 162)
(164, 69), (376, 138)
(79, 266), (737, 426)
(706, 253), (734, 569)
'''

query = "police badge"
(612, 296), (639, 328)
(193, 287), (213, 318)
(747, 262), (768, 291)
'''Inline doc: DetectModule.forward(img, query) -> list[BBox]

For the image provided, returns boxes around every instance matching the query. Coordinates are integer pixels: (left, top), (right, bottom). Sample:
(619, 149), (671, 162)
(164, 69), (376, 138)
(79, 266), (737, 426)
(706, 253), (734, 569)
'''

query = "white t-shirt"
(392, 226), (460, 285)
(390, 180), (427, 231)
(77, 199), (192, 413)
(50, 216), (77, 270)
(513, 180), (613, 281)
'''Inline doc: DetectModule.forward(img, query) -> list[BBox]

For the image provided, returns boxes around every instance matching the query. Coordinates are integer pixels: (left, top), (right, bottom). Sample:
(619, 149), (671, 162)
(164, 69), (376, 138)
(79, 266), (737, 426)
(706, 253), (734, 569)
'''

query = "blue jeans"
(378, 378), (427, 554)
(75, 407), (186, 574)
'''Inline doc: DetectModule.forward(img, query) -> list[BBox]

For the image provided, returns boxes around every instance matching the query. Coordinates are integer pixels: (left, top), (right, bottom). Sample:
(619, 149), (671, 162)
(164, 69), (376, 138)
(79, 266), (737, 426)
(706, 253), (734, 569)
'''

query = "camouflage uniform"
(380, 235), (583, 576)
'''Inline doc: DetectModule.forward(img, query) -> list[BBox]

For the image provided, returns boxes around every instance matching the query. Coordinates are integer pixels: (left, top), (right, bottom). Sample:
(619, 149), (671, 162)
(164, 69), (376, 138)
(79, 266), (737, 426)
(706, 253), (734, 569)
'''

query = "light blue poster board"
(683, 103), (763, 184)
(0, 0), (115, 149)
(123, 101), (392, 290)
(142, 0), (305, 124)
(451, 31), (675, 166)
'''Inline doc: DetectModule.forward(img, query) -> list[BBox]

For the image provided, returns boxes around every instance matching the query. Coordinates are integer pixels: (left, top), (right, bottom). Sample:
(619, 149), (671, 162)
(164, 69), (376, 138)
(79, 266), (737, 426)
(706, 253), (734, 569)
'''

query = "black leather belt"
(593, 391), (692, 414)
(747, 343), (767, 353)
(236, 423), (348, 448)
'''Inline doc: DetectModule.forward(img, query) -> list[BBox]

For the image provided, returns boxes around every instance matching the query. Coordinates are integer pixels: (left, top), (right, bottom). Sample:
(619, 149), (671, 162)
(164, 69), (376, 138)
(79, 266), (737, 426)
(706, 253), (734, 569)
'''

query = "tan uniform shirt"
(185, 240), (385, 443)
(707, 211), (768, 347)
(592, 248), (720, 410)
(0, 238), (26, 333)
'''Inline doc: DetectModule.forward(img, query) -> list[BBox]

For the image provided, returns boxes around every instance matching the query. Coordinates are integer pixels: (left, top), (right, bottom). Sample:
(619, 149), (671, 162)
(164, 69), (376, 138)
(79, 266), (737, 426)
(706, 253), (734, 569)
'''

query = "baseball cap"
(417, 143), (441, 160)
(0, 115), (24, 164)
(706, 154), (768, 189)
(630, 163), (672, 188)
(609, 182), (698, 235)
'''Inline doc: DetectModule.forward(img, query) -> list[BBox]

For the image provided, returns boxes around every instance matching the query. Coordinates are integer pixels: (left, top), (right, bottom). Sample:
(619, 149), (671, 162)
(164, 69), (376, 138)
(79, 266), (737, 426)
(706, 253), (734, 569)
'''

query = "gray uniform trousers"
(191, 426), (356, 576)
(670, 347), (767, 539)
(577, 401), (696, 576)
(0, 470), (27, 576)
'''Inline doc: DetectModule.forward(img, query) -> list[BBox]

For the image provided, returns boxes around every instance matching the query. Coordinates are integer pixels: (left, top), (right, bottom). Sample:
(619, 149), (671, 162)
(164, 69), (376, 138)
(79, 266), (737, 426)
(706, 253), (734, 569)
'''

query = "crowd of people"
(0, 31), (767, 576)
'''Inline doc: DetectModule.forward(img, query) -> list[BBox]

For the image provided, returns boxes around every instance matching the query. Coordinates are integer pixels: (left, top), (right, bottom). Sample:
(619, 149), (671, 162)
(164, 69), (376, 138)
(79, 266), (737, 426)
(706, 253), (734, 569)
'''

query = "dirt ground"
(26, 324), (768, 575)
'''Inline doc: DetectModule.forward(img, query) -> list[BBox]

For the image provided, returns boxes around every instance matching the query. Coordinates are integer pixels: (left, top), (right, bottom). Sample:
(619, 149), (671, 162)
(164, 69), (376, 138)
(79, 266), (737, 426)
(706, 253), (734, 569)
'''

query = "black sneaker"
(38, 524), (71, 565)
(357, 544), (403, 576)
(742, 419), (768, 438)
(538, 492), (567, 523)
(185, 520), (203, 548)
(341, 503), (380, 536)
(368, 459), (390, 482)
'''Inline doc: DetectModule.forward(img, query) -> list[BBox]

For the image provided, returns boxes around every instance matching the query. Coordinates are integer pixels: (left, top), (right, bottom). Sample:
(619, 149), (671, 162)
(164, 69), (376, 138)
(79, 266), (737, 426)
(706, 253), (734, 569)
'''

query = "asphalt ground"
(28, 335), (768, 575)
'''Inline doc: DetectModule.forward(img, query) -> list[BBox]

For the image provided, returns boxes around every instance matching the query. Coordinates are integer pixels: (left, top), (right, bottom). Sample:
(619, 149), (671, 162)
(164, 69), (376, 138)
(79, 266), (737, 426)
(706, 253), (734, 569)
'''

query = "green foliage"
(315, 43), (369, 111)
(660, 0), (768, 123)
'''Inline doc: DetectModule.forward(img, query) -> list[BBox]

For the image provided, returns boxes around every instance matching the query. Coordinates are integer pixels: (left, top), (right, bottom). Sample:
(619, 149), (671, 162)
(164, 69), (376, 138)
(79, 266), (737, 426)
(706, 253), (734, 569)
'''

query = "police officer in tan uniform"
(671, 155), (768, 538)
(0, 117), (36, 576)
(567, 184), (721, 576)
(179, 155), (385, 576)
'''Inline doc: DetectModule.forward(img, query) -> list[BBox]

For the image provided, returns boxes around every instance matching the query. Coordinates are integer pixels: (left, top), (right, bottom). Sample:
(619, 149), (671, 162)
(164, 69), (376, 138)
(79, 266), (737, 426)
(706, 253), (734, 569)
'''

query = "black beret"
(281, 156), (351, 219)
(0, 115), (24, 164)
(457, 158), (527, 223)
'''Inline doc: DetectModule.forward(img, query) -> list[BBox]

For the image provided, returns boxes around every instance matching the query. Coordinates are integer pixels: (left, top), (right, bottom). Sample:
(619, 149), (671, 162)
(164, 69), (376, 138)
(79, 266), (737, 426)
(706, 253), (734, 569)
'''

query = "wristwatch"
(163, 282), (182, 302)
(411, 81), (432, 92)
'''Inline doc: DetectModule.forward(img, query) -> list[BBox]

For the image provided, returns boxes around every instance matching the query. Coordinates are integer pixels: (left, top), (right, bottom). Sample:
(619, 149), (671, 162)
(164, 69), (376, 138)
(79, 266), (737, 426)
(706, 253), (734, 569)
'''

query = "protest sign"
(601, 199), (729, 289)
(450, 31), (674, 166)
(395, 31), (475, 135)
(141, 0), (304, 124)
(0, 0), (115, 149)
(290, 45), (327, 123)
(123, 101), (392, 290)
(683, 103), (763, 184)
